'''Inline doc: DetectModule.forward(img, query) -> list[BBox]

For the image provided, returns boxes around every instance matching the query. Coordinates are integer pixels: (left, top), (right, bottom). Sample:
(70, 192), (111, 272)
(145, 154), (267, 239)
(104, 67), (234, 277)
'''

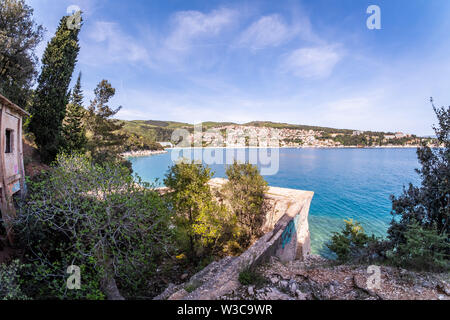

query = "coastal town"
(161, 124), (436, 149)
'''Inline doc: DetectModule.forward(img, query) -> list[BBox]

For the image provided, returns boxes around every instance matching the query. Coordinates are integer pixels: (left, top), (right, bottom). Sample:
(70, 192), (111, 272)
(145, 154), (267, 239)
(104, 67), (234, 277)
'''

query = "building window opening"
(5, 129), (13, 154)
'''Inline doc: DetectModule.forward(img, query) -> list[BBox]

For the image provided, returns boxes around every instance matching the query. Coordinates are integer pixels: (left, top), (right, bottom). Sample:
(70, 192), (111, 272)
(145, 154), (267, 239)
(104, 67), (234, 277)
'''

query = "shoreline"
(121, 149), (168, 158)
(123, 145), (422, 158)
(168, 145), (422, 150)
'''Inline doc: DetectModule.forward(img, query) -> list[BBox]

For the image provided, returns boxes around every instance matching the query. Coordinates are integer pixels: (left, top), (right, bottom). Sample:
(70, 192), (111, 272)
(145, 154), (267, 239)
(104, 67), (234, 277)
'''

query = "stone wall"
(156, 180), (314, 300)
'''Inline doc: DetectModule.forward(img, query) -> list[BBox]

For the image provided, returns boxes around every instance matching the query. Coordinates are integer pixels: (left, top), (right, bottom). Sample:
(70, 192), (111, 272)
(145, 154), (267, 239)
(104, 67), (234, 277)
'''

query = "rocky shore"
(121, 149), (168, 158)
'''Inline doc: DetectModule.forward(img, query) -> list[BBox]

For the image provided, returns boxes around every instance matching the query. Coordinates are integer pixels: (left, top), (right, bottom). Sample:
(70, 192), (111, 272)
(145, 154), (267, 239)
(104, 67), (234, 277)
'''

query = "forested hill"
(121, 120), (374, 142)
(120, 119), (431, 148)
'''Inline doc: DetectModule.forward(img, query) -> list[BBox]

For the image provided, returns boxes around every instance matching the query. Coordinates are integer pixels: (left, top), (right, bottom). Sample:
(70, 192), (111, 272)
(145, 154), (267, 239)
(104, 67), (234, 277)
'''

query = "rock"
(437, 282), (450, 296)
(168, 289), (189, 300)
(270, 276), (279, 284)
(248, 286), (254, 296)
(181, 273), (189, 280)
(295, 290), (307, 300)
(264, 288), (294, 300)
(153, 283), (179, 300)
(289, 282), (297, 294)
(438, 294), (446, 301)
(279, 280), (288, 289)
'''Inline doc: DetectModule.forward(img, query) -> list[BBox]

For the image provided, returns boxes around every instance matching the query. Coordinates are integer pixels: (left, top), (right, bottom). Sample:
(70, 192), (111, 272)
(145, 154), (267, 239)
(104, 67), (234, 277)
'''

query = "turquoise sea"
(129, 148), (420, 257)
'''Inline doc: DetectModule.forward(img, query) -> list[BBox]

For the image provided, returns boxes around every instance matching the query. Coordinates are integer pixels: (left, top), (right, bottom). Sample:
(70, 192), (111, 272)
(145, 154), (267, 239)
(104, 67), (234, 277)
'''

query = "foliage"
(388, 101), (449, 255)
(15, 153), (173, 299)
(62, 72), (87, 153)
(238, 266), (265, 286)
(0, 260), (29, 300)
(330, 103), (450, 270)
(222, 161), (269, 247)
(388, 220), (449, 271)
(164, 161), (236, 261)
(86, 80), (127, 164)
(0, 0), (44, 107)
(28, 14), (81, 163)
(123, 132), (164, 152)
(327, 219), (382, 262)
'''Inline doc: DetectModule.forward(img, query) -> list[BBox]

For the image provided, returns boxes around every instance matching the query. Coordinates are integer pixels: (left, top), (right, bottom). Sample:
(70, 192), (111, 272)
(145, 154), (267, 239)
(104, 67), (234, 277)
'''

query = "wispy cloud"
(165, 8), (237, 52)
(281, 45), (343, 78)
(237, 14), (295, 49)
(81, 21), (150, 66)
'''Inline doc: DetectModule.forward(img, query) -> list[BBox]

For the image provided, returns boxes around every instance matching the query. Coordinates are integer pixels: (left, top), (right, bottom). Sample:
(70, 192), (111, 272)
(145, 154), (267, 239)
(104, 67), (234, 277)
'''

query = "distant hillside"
(243, 121), (355, 134)
(119, 119), (431, 149)
(120, 119), (364, 142)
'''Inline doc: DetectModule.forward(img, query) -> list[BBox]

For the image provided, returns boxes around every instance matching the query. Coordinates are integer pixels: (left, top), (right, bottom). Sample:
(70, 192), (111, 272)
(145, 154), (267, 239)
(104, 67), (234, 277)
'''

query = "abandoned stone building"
(0, 94), (28, 243)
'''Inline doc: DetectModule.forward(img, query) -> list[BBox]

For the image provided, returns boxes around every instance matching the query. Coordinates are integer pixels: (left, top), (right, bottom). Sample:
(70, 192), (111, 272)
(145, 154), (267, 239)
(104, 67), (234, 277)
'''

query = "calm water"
(129, 148), (420, 257)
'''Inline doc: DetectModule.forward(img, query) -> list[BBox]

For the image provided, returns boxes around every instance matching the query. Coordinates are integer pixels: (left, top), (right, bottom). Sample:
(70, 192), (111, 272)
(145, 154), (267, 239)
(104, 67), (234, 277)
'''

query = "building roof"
(0, 94), (30, 117)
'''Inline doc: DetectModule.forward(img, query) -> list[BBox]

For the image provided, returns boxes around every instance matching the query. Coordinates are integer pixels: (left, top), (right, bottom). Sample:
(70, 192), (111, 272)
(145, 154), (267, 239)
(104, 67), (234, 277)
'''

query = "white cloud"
(281, 46), (343, 78)
(237, 15), (294, 49)
(165, 8), (237, 52)
(81, 21), (150, 66)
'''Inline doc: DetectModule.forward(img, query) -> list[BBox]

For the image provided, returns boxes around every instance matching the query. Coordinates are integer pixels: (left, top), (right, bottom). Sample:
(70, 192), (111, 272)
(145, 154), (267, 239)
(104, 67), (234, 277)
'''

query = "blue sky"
(26, 0), (450, 135)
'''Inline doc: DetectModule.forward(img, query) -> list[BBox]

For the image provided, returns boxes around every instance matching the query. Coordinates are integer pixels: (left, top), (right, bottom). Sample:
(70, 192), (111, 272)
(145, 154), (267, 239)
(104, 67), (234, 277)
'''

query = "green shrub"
(388, 221), (449, 272)
(238, 266), (265, 286)
(0, 260), (29, 300)
(222, 161), (269, 248)
(184, 283), (199, 293)
(327, 219), (381, 262)
(15, 153), (173, 299)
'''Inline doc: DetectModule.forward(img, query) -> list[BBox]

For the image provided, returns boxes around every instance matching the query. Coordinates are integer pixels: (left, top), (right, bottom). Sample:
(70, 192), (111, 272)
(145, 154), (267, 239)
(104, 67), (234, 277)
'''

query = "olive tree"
(15, 154), (173, 299)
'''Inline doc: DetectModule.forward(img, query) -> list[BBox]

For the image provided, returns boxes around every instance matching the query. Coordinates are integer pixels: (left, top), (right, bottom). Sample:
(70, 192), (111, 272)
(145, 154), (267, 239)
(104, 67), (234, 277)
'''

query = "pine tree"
(86, 80), (127, 163)
(389, 100), (450, 246)
(28, 14), (81, 163)
(62, 72), (87, 153)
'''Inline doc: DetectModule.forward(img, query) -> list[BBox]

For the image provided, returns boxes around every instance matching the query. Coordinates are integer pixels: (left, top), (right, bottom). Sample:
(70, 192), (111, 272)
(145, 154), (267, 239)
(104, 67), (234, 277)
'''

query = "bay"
(129, 148), (420, 257)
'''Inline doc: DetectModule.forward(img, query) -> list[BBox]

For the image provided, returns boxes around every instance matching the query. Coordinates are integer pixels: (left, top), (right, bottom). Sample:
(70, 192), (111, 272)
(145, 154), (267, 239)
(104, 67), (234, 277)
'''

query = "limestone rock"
(168, 289), (189, 300)
(263, 288), (294, 300)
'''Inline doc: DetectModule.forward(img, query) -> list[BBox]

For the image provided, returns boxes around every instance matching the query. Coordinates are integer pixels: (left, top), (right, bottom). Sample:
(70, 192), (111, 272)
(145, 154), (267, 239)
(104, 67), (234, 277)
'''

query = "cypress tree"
(62, 72), (87, 153)
(29, 14), (81, 163)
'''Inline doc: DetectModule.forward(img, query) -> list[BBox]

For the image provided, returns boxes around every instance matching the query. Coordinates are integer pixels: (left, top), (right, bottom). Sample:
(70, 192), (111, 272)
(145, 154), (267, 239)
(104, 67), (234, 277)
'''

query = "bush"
(15, 153), (173, 299)
(327, 219), (382, 263)
(222, 161), (269, 248)
(388, 221), (449, 271)
(0, 260), (29, 300)
(238, 266), (265, 286)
